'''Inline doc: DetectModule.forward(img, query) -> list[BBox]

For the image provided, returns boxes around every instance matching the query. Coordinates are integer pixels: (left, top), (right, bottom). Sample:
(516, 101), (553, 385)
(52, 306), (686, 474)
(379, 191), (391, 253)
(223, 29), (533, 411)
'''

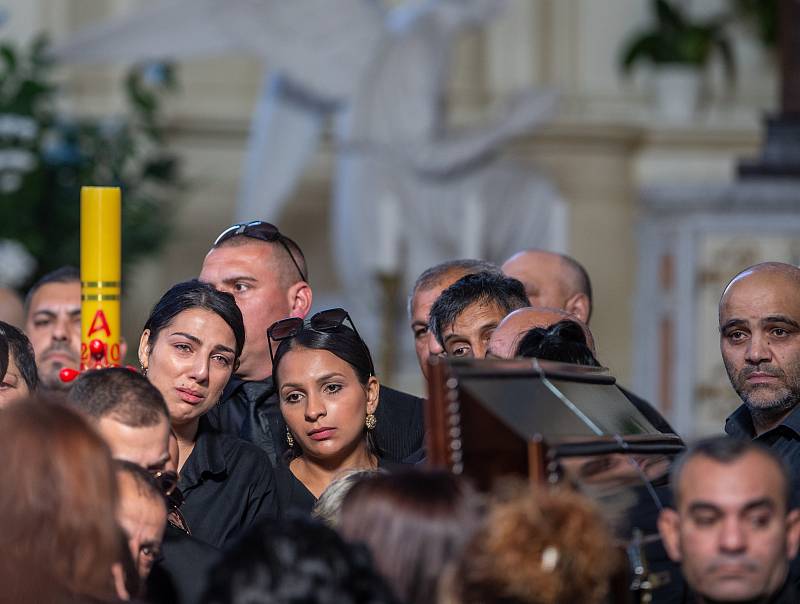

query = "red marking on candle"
(88, 310), (111, 338)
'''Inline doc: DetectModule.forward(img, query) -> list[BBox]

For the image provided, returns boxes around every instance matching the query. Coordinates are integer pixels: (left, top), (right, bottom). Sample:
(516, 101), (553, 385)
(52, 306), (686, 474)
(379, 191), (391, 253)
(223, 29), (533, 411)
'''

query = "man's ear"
(287, 282), (313, 319)
(785, 509), (800, 559)
(657, 508), (683, 563)
(366, 375), (380, 415)
(119, 337), (128, 362)
(137, 329), (151, 370)
(564, 293), (591, 324)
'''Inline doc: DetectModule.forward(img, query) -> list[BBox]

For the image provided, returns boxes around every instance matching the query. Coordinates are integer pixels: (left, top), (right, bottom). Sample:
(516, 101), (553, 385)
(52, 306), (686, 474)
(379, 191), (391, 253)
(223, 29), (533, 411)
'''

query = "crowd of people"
(0, 219), (799, 604)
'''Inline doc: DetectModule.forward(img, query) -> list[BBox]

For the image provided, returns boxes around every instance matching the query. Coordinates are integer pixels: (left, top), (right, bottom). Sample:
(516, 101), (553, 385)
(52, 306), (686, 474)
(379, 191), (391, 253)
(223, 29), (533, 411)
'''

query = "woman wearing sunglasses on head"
(139, 280), (279, 548)
(269, 308), (402, 516)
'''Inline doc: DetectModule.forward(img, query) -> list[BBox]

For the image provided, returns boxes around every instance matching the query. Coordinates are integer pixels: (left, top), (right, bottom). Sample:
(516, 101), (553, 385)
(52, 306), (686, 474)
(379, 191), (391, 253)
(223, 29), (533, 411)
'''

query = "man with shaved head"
(502, 249), (592, 323)
(721, 262), (800, 503)
(486, 306), (595, 359)
(487, 307), (673, 433)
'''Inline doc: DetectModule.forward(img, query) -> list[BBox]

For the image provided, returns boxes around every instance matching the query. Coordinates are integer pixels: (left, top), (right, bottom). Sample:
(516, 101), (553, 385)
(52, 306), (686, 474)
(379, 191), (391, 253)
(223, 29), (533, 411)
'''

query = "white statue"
(53, 0), (566, 343)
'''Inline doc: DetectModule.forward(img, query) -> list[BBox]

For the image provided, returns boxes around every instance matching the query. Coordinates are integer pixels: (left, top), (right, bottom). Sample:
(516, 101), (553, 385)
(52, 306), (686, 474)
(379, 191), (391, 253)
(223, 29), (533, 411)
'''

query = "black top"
(205, 376), (286, 467)
(275, 458), (404, 518)
(207, 376), (426, 464)
(619, 386), (676, 435)
(725, 403), (800, 506)
(146, 524), (220, 604)
(681, 575), (798, 603)
(178, 417), (279, 549)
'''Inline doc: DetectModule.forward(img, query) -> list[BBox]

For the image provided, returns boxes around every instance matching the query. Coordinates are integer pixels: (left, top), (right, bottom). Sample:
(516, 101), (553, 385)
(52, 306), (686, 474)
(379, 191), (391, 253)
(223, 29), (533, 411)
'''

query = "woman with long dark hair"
(139, 280), (278, 548)
(268, 308), (400, 516)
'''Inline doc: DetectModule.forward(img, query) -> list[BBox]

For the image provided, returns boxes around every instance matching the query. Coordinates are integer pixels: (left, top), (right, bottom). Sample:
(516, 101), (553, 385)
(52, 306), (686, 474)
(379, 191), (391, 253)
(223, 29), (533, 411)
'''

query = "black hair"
(0, 321), (38, 391)
(113, 459), (166, 508)
(273, 324), (374, 388)
(408, 259), (501, 318)
(201, 517), (398, 604)
(272, 323), (378, 458)
(67, 367), (168, 427)
(142, 280), (245, 361)
(669, 436), (792, 509)
(515, 320), (600, 367)
(24, 266), (80, 314)
(429, 272), (529, 346)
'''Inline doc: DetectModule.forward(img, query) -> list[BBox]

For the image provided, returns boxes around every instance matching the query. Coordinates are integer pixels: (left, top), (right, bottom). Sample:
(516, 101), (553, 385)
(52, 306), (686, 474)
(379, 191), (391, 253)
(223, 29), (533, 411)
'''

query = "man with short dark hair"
(502, 249), (592, 323)
(67, 368), (170, 472)
(0, 320), (38, 407)
(720, 262), (800, 503)
(115, 460), (168, 586)
(201, 221), (424, 464)
(429, 272), (529, 358)
(659, 436), (800, 603)
(408, 259), (501, 379)
(24, 266), (81, 391)
(68, 368), (219, 604)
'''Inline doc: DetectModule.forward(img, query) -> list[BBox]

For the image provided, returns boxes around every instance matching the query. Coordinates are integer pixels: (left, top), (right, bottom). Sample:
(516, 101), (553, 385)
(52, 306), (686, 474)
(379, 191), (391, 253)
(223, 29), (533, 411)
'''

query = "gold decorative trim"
(81, 294), (120, 301)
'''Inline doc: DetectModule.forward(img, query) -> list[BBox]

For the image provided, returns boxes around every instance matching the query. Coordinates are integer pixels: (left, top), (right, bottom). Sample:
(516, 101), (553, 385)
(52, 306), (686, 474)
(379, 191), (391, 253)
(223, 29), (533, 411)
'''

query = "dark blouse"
(178, 417), (279, 549)
(275, 457), (403, 518)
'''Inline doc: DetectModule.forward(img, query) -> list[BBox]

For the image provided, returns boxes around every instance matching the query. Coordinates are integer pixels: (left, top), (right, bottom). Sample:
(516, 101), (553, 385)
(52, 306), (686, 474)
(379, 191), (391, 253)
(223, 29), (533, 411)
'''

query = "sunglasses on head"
(267, 308), (375, 376)
(214, 220), (307, 282)
(151, 469), (179, 499)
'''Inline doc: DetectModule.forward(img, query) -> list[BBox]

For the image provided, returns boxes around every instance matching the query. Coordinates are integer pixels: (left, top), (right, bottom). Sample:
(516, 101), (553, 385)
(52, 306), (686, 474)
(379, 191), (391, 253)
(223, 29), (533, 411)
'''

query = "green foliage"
(732, 0), (778, 51)
(0, 34), (180, 289)
(620, 0), (735, 79)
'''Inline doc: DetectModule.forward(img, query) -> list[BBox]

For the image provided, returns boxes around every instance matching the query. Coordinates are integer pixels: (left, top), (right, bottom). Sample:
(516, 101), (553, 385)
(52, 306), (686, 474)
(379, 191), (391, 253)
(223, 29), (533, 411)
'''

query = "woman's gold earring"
(140, 363), (148, 376)
(365, 413), (377, 430)
(286, 429), (295, 447)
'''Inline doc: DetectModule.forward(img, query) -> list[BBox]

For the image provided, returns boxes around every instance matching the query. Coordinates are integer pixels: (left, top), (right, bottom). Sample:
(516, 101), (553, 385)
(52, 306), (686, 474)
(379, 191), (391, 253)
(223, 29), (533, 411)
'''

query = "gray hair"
(312, 468), (385, 528)
(407, 259), (501, 319)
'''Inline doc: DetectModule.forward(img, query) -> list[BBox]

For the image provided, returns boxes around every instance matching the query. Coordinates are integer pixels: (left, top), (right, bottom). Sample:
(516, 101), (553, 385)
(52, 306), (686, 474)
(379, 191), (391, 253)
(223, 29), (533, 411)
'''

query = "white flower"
(0, 239), (36, 287)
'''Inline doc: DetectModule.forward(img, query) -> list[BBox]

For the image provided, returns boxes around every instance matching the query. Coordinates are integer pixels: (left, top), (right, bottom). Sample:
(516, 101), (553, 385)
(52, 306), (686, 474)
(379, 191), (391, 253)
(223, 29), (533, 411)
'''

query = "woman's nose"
(304, 392), (327, 421)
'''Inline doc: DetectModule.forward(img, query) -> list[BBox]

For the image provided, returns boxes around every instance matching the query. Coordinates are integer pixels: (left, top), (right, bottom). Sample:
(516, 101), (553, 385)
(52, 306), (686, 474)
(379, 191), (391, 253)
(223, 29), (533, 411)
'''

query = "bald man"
(486, 307), (595, 359)
(487, 307), (674, 433)
(721, 262), (800, 502)
(502, 250), (592, 323)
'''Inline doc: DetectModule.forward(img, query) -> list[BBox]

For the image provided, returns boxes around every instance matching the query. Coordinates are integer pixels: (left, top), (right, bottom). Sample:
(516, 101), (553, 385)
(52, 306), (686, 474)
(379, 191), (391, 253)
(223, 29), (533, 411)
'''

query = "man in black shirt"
(721, 263), (800, 504)
(658, 437), (800, 603)
(200, 221), (424, 465)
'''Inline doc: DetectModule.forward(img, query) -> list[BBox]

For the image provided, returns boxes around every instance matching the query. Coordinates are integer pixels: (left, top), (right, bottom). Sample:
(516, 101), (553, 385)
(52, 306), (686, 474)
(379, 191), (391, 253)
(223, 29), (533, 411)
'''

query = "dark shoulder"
(379, 385), (424, 407)
(377, 458), (412, 473)
(214, 431), (274, 473)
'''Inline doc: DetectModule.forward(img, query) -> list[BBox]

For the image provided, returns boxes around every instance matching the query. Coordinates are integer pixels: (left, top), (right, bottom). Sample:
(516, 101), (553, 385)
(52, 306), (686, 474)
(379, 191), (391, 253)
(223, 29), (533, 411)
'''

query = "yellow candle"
(80, 186), (122, 369)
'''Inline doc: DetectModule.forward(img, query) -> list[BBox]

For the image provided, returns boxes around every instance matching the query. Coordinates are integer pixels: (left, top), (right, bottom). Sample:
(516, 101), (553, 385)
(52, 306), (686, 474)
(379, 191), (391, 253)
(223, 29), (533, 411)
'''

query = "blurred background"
(1, 0), (796, 437)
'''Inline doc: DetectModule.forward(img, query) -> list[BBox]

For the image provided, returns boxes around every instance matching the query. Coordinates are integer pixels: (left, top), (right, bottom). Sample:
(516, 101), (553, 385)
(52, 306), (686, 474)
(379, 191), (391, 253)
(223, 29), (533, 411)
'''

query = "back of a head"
(515, 320), (600, 367)
(338, 470), (483, 604)
(313, 468), (385, 528)
(202, 517), (397, 604)
(450, 484), (617, 604)
(0, 320), (38, 392)
(0, 400), (121, 601)
(429, 272), (530, 345)
(67, 367), (168, 426)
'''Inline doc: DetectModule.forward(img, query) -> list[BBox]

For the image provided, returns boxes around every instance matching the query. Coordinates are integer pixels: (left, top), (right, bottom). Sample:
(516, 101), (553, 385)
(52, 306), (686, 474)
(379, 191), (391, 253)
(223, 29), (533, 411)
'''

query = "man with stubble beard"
(720, 262), (800, 504)
(24, 267), (82, 394)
